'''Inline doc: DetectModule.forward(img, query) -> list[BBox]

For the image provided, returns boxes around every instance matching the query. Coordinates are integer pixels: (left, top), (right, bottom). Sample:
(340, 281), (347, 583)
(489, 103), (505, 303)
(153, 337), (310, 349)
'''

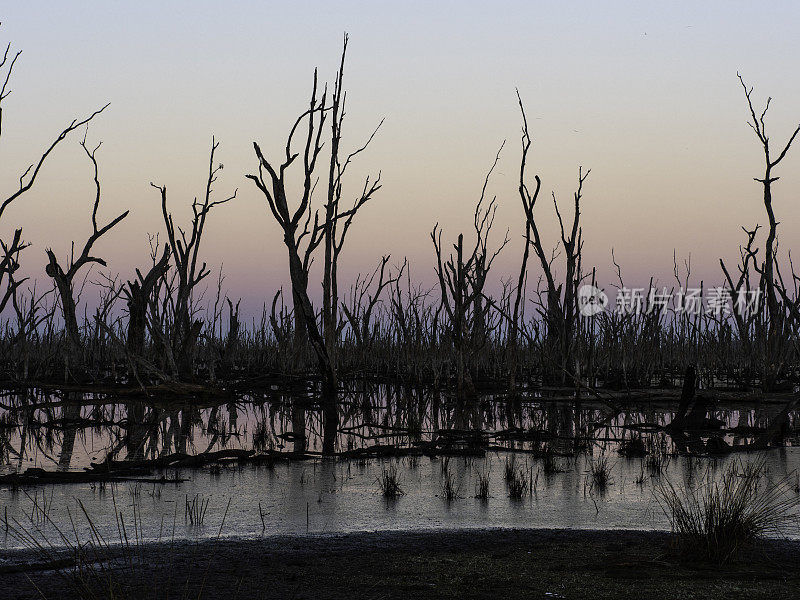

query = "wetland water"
(1, 386), (799, 550)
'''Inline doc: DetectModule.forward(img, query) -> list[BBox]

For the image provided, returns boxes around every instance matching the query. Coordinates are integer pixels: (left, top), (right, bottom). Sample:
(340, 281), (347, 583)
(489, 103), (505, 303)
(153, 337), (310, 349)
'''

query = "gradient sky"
(2, 1), (800, 318)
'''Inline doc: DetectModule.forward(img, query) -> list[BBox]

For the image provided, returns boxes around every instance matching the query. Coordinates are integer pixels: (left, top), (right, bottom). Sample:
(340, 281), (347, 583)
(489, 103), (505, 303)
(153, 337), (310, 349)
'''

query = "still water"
(1, 386), (798, 549)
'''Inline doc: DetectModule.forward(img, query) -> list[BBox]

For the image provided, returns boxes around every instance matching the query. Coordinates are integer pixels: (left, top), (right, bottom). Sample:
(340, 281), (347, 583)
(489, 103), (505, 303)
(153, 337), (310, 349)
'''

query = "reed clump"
(504, 456), (517, 482)
(507, 467), (528, 499)
(655, 459), (800, 564)
(378, 464), (404, 498)
(185, 493), (211, 525)
(475, 471), (490, 499)
(590, 455), (611, 488)
(441, 467), (460, 501)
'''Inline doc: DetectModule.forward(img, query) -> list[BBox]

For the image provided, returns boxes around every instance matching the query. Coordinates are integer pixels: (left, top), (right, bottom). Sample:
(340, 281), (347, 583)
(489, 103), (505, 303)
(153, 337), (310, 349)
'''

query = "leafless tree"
(737, 74), (800, 389)
(151, 137), (235, 379)
(44, 134), (129, 369)
(247, 35), (382, 405)
(431, 144), (508, 396)
(508, 92), (542, 392)
(518, 93), (590, 383)
(0, 25), (108, 324)
(322, 34), (383, 363)
(124, 244), (170, 360)
(247, 68), (332, 392)
(269, 289), (292, 348)
(720, 225), (760, 373)
(341, 256), (405, 347)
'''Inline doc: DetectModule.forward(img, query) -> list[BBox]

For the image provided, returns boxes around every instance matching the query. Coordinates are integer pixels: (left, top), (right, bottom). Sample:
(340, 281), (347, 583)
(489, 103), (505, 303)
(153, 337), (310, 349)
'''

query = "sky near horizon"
(1, 1), (800, 317)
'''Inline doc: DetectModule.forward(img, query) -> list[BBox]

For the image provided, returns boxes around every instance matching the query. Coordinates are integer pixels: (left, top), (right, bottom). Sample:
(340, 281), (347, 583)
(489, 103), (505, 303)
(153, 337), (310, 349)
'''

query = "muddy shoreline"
(2, 527), (799, 599)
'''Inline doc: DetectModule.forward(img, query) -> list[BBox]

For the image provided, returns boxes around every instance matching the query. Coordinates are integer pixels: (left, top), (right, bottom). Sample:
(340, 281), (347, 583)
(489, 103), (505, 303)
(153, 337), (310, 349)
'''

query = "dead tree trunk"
(738, 74), (800, 390)
(322, 34), (383, 369)
(720, 225), (760, 381)
(222, 297), (240, 371)
(431, 145), (508, 397)
(508, 98), (540, 393)
(518, 93), (590, 384)
(247, 69), (336, 399)
(125, 245), (171, 359)
(44, 134), (128, 373)
(248, 36), (382, 419)
(0, 28), (108, 347)
(152, 138), (236, 380)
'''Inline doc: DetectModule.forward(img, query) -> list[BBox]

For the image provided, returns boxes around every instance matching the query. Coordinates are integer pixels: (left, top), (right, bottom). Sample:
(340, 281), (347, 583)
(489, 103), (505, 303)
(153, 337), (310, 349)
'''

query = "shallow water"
(1, 386), (799, 549)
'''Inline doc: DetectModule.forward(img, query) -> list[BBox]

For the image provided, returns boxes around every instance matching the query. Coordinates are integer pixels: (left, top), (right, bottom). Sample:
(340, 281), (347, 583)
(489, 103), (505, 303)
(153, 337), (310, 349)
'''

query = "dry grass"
(475, 471), (490, 499)
(378, 464), (404, 498)
(655, 459), (800, 564)
(590, 455), (611, 488)
(507, 467), (528, 499)
(441, 467), (460, 501)
(5, 485), (231, 599)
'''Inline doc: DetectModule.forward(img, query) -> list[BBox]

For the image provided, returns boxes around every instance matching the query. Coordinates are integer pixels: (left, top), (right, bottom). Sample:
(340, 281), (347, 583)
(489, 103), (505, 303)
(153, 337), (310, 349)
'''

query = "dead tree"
(247, 69), (334, 396)
(247, 36), (382, 405)
(737, 74), (800, 389)
(0, 26), (108, 328)
(431, 146), (508, 396)
(773, 259), (800, 386)
(341, 256), (405, 347)
(0, 229), (26, 315)
(222, 297), (241, 370)
(269, 289), (292, 348)
(719, 225), (760, 377)
(124, 244), (170, 359)
(321, 34), (383, 363)
(507, 91), (542, 392)
(151, 137), (235, 379)
(44, 134), (129, 367)
(518, 94), (590, 383)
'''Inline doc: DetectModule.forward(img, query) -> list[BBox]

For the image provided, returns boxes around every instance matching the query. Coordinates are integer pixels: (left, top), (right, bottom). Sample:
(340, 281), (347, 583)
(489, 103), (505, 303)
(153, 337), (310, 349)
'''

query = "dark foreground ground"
(2, 528), (799, 599)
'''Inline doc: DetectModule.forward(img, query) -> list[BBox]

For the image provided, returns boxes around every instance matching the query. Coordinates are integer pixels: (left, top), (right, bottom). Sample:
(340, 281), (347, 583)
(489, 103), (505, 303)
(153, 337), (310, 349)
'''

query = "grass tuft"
(378, 464), (404, 498)
(441, 467), (460, 501)
(655, 459), (800, 564)
(590, 455), (611, 488)
(507, 467), (528, 499)
(475, 471), (490, 500)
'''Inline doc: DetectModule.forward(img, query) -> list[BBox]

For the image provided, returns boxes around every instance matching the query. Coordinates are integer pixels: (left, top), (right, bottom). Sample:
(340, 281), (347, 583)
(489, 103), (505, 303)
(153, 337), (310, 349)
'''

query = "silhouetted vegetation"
(0, 34), (799, 567)
(378, 464), (404, 498)
(0, 31), (797, 412)
(656, 459), (800, 564)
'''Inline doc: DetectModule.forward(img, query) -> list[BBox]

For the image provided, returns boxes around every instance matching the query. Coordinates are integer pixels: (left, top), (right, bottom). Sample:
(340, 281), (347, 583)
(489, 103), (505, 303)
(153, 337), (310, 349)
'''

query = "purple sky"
(2, 1), (800, 317)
